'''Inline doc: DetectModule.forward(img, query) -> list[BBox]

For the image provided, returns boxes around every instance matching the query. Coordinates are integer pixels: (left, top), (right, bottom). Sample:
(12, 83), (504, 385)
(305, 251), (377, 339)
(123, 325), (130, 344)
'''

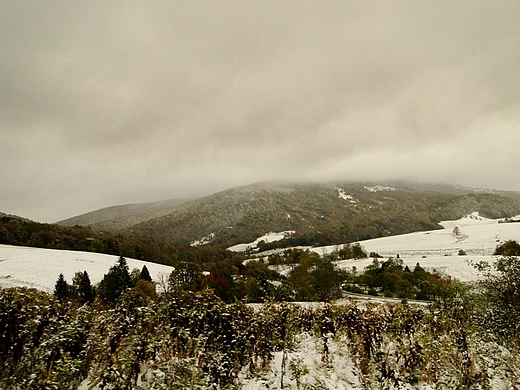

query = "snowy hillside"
(1, 212), (519, 292)
(243, 213), (520, 282)
(1, 214), (520, 389)
(0, 245), (173, 292)
(312, 213), (519, 282)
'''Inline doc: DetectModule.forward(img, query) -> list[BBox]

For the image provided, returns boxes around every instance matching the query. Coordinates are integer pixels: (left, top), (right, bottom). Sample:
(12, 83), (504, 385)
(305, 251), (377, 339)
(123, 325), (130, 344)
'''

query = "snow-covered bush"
(2, 286), (520, 389)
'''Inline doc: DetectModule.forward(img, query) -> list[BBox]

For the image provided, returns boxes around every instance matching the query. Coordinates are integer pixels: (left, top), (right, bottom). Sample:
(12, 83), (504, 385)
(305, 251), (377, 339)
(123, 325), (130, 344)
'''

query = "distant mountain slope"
(56, 198), (192, 229)
(70, 181), (520, 247)
(0, 212), (31, 223)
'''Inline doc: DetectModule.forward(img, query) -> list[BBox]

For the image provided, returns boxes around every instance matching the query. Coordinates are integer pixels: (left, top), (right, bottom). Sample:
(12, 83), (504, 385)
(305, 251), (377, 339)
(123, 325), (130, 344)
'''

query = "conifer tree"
(54, 273), (69, 300)
(97, 256), (132, 305)
(140, 264), (152, 283)
(97, 271), (120, 305)
(115, 255), (132, 290)
(73, 270), (94, 304)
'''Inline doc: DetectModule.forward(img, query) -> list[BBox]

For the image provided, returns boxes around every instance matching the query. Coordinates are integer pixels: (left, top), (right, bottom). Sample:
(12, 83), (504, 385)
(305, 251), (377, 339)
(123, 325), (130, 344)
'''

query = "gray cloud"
(1, 1), (520, 222)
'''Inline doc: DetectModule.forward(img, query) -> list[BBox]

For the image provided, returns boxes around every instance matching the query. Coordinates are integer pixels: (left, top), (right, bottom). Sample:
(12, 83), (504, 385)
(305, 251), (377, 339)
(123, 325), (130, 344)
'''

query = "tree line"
(0, 215), (232, 266)
(57, 246), (463, 308)
(54, 256), (156, 306)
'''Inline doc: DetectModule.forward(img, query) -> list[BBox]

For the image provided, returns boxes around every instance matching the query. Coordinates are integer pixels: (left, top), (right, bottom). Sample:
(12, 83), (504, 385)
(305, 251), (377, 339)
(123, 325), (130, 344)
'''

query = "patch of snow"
(228, 231), (295, 252)
(190, 232), (215, 246)
(499, 215), (520, 223)
(439, 212), (496, 230)
(0, 244), (174, 292)
(364, 185), (397, 192)
(239, 332), (362, 389)
(337, 188), (357, 203)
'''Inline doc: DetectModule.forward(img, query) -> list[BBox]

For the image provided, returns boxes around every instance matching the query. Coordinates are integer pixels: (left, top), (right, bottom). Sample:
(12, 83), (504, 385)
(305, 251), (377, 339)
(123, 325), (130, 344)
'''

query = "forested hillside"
(57, 198), (191, 230)
(0, 215), (230, 267)
(57, 182), (520, 248)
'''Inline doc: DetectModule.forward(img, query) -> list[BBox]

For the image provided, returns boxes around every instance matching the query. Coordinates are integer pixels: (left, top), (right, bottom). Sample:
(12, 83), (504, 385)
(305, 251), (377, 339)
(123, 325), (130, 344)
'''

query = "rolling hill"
(227, 212), (520, 283)
(57, 197), (192, 230)
(2, 211), (520, 389)
(56, 181), (520, 248)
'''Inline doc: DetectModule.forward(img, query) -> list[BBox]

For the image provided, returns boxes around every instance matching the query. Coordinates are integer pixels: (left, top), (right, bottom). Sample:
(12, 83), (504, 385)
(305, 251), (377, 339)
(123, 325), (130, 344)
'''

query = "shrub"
(494, 240), (520, 256)
(474, 256), (520, 341)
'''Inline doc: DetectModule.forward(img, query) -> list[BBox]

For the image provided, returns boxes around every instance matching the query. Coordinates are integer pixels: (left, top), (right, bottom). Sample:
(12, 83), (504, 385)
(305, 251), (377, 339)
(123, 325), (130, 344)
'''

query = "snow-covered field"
(0, 245), (173, 292)
(309, 213), (520, 282)
(242, 213), (520, 282)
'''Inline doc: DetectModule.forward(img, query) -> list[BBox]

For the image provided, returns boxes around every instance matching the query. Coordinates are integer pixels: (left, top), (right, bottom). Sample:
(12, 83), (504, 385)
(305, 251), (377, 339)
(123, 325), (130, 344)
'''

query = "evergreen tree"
(140, 264), (152, 283)
(73, 270), (94, 304)
(115, 255), (132, 290)
(54, 273), (69, 300)
(97, 271), (120, 305)
(97, 256), (133, 305)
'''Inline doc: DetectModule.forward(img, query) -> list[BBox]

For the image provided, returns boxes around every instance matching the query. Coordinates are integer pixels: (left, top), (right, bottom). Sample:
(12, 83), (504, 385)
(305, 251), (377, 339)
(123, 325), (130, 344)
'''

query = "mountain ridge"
(56, 198), (193, 229)
(54, 181), (520, 248)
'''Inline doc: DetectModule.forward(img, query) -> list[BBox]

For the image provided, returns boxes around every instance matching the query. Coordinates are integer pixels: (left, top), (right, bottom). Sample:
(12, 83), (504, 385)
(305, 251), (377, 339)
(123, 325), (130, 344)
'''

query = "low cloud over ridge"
(1, 1), (519, 222)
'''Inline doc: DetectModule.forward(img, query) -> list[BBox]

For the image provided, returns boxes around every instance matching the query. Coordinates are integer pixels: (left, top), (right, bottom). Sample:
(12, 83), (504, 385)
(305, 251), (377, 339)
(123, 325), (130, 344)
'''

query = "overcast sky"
(2, 1), (520, 222)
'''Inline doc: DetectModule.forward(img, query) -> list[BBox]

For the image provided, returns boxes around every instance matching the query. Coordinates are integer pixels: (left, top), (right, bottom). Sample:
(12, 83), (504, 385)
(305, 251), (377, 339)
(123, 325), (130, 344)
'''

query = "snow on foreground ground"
(0, 245), (173, 292)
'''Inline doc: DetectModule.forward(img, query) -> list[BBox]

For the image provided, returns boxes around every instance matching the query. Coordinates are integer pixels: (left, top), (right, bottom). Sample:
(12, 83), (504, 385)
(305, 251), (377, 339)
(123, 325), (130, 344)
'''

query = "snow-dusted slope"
(0, 245), (173, 292)
(228, 231), (295, 252)
(244, 213), (520, 282)
(310, 213), (519, 282)
(313, 213), (518, 257)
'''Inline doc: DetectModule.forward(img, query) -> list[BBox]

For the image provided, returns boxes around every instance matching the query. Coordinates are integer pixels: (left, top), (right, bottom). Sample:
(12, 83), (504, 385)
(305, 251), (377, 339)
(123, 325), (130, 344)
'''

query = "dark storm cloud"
(1, 1), (519, 222)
